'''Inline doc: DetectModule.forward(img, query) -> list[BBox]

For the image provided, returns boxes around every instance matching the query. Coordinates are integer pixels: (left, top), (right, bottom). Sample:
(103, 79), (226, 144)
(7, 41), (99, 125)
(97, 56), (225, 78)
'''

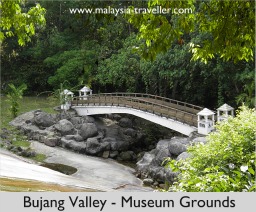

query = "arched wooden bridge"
(71, 93), (203, 136)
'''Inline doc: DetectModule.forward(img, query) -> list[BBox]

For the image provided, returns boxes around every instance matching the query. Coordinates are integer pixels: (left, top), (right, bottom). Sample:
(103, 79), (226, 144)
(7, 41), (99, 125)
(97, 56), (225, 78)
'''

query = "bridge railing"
(71, 93), (200, 127)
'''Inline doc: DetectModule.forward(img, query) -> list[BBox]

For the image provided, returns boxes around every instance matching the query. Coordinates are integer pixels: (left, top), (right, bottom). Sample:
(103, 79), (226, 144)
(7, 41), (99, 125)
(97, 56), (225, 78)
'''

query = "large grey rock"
(119, 117), (132, 128)
(60, 138), (72, 149)
(86, 137), (110, 155)
(156, 139), (170, 150)
(69, 141), (87, 153)
(153, 148), (170, 166)
(80, 123), (98, 140)
(168, 141), (187, 156)
(42, 136), (60, 147)
(119, 151), (137, 161)
(148, 166), (166, 183)
(123, 128), (137, 138)
(69, 117), (83, 126)
(191, 137), (208, 145)
(176, 152), (190, 161)
(9, 111), (35, 127)
(171, 137), (190, 145)
(65, 134), (83, 142)
(143, 178), (154, 186)
(103, 137), (129, 151)
(60, 138), (86, 153)
(54, 119), (75, 136)
(136, 152), (155, 173)
(34, 111), (56, 128)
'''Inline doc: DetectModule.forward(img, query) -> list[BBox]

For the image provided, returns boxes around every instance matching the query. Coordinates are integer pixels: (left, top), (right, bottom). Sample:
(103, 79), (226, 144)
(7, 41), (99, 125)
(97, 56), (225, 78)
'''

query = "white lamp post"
(60, 89), (74, 110)
(217, 103), (234, 122)
(197, 108), (215, 135)
(79, 86), (92, 100)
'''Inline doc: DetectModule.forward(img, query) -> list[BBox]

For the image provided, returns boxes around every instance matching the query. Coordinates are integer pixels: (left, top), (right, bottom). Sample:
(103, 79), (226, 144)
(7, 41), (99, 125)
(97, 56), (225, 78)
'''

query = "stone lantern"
(197, 108), (215, 135)
(217, 103), (234, 122)
(79, 86), (92, 100)
(60, 89), (74, 110)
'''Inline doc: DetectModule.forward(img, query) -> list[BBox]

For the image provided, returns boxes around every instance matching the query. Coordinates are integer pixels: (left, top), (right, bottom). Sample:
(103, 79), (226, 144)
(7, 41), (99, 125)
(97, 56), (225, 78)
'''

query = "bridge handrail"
(77, 93), (203, 112)
(72, 94), (198, 126)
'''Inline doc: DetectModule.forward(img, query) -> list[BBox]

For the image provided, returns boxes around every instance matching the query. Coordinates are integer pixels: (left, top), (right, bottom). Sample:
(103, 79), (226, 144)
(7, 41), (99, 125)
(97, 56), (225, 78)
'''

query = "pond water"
(41, 163), (78, 175)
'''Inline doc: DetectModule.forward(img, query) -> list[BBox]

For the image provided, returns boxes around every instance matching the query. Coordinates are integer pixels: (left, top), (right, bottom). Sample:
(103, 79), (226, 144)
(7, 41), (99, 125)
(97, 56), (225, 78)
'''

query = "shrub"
(168, 106), (256, 192)
(6, 83), (27, 118)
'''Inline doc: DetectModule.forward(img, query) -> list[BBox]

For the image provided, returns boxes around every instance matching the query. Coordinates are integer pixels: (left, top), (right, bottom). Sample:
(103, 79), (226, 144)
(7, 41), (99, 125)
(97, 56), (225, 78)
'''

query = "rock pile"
(136, 136), (207, 188)
(9, 110), (148, 161)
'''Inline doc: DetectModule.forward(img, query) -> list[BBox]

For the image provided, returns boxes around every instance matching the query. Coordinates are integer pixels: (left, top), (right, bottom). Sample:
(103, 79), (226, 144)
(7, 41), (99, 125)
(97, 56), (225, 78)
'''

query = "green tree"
(0, 0), (46, 46)
(168, 106), (256, 192)
(128, 0), (255, 62)
(6, 83), (27, 118)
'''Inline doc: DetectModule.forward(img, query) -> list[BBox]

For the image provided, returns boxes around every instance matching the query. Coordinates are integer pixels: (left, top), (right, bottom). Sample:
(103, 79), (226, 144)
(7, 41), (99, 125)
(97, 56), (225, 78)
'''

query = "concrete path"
(0, 142), (152, 192)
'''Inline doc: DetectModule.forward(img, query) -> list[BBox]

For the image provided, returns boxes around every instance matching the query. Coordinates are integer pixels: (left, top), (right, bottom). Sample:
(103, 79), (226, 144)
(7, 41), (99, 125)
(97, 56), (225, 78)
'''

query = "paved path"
(0, 143), (152, 192)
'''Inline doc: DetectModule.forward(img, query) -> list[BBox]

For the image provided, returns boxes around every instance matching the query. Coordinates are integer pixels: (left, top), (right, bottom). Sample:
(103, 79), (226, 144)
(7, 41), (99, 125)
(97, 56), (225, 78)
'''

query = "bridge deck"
(71, 93), (203, 127)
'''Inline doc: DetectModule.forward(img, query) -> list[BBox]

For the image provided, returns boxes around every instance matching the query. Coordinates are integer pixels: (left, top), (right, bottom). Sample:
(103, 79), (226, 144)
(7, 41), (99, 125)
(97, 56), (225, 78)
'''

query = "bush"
(6, 83), (27, 118)
(168, 106), (256, 192)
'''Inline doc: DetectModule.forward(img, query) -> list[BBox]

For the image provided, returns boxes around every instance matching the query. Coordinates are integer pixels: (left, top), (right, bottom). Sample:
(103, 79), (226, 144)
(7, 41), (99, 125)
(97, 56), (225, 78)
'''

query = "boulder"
(60, 138), (86, 153)
(176, 152), (190, 161)
(102, 151), (110, 159)
(153, 148), (170, 166)
(9, 111), (35, 127)
(109, 151), (119, 159)
(80, 123), (98, 140)
(191, 137), (208, 145)
(168, 141), (187, 156)
(86, 137), (110, 155)
(103, 137), (130, 151)
(119, 117), (132, 128)
(148, 166), (166, 183)
(42, 136), (60, 147)
(69, 117), (83, 126)
(165, 169), (179, 184)
(123, 128), (137, 138)
(54, 119), (75, 136)
(34, 111), (56, 128)
(69, 141), (87, 153)
(60, 138), (72, 149)
(136, 152), (155, 173)
(143, 178), (154, 186)
(119, 151), (137, 161)
(65, 134), (83, 142)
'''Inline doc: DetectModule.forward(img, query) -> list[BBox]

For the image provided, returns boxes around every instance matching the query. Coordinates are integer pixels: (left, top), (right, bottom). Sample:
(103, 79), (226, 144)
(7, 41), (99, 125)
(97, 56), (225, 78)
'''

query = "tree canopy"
(128, 0), (255, 62)
(0, 0), (46, 46)
(1, 0), (255, 109)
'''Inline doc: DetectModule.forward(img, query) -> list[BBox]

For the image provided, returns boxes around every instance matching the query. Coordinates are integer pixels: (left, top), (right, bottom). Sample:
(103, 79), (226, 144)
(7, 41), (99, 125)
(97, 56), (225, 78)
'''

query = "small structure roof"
(217, 103), (234, 111)
(79, 86), (92, 92)
(61, 89), (74, 95)
(197, 108), (215, 116)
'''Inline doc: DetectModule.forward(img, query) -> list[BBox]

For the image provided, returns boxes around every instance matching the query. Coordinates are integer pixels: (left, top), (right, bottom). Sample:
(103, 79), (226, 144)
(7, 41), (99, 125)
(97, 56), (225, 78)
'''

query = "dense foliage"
(1, 0), (255, 109)
(128, 0), (255, 62)
(168, 106), (256, 192)
(0, 0), (46, 45)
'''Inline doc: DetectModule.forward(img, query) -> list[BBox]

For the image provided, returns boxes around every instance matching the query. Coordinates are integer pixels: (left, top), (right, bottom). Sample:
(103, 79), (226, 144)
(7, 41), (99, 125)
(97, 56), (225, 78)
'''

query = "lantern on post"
(60, 89), (74, 110)
(197, 108), (215, 135)
(217, 103), (234, 122)
(79, 86), (92, 100)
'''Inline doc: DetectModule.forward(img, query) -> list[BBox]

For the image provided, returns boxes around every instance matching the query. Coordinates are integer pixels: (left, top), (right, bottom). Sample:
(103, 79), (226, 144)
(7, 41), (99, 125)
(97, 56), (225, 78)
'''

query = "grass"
(32, 153), (47, 163)
(0, 96), (58, 129)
